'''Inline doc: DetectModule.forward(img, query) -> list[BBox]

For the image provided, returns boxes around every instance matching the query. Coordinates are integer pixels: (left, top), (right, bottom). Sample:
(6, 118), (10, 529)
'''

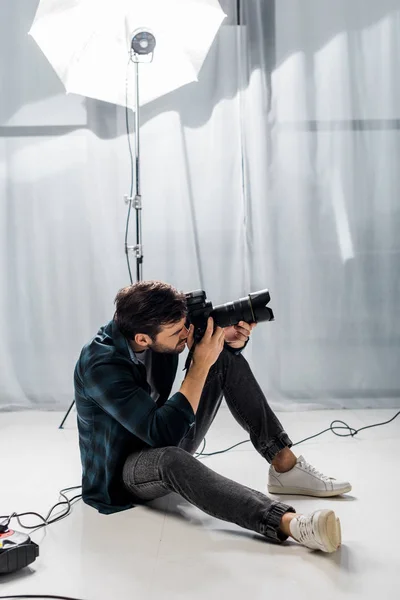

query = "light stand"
(59, 29), (156, 430)
(125, 29), (157, 283)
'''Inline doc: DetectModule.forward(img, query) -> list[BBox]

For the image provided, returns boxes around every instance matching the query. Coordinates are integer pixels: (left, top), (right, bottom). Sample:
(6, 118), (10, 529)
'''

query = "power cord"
(0, 487), (82, 533)
(194, 410), (400, 458)
(0, 596), (86, 600)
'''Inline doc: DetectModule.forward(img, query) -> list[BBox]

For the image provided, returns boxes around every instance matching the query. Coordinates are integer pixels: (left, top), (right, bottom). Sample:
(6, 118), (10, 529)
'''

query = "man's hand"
(192, 318), (225, 369)
(224, 321), (257, 350)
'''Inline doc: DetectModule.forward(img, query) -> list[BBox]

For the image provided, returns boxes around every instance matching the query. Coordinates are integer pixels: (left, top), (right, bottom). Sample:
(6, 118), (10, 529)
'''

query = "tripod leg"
(59, 400), (76, 429)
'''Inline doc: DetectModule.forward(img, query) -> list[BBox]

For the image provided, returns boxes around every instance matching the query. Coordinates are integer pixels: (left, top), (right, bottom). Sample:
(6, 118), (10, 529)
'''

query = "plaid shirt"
(74, 319), (195, 514)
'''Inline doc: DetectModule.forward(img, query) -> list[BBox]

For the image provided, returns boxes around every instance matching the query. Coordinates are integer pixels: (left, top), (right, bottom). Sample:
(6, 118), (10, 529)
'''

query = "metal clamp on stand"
(124, 194), (142, 211)
(125, 193), (143, 265)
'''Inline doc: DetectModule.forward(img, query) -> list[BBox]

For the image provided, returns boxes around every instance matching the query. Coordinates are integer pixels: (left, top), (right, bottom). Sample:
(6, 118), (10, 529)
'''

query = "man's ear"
(134, 333), (152, 348)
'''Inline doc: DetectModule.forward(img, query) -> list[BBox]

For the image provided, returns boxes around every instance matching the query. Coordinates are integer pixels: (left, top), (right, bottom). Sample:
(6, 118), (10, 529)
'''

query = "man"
(74, 281), (351, 553)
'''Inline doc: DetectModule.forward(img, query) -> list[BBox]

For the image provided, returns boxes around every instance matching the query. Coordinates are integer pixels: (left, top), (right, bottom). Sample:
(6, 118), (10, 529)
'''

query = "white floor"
(1, 407), (399, 600)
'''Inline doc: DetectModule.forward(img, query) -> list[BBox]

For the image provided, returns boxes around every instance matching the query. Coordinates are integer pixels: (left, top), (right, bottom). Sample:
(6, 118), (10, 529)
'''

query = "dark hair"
(114, 281), (187, 341)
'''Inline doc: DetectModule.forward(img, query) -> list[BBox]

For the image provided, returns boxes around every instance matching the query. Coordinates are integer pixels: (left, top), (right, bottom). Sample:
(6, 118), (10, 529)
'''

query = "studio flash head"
(131, 28), (156, 58)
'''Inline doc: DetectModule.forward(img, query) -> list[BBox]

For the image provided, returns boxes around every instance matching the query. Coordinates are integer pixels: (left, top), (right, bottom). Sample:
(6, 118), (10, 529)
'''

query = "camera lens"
(248, 290), (275, 323)
(211, 290), (274, 328)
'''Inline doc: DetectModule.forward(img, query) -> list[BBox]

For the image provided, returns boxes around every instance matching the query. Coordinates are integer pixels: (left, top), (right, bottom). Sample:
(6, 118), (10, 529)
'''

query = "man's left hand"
(224, 321), (257, 350)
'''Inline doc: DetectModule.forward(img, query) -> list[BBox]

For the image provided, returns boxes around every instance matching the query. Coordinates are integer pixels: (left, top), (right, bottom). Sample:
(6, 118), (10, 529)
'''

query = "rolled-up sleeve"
(85, 363), (195, 447)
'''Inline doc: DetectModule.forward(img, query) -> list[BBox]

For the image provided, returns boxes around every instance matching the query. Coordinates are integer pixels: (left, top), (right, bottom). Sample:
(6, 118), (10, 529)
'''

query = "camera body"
(185, 289), (274, 343)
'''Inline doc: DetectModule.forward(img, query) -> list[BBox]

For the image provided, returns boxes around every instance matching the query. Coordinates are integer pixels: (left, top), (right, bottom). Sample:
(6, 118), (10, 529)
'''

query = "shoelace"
(296, 515), (317, 544)
(299, 459), (332, 483)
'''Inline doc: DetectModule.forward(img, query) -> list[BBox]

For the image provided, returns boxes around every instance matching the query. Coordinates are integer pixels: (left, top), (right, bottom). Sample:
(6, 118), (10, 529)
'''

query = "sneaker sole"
(267, 484), (352, 497)
(316, 510), (342, 553)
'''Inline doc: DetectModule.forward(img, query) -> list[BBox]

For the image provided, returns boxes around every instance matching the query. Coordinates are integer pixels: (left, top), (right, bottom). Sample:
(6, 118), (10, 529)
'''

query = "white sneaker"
(268, 455), (352, 497)
(289, 510), (342, 553)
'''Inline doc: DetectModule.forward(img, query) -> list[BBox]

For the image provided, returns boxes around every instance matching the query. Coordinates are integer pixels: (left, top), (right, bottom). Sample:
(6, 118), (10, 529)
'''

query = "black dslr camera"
(185, 289), (275, 343)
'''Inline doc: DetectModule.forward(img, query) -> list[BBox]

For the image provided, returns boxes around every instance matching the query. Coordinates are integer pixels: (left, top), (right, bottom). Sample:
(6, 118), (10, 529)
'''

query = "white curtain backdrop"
(1, 0), (399, 411)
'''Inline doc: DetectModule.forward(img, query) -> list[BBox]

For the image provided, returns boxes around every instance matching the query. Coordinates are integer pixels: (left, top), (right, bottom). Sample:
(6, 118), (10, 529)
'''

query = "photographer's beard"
(149, 338), (187, 355)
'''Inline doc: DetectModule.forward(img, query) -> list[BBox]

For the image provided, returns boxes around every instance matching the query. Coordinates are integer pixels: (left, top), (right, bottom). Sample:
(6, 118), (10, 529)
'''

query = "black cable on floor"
(0, 594), (85, 600)
(195, 410), (400, 458)
(0, 487), (82, 532)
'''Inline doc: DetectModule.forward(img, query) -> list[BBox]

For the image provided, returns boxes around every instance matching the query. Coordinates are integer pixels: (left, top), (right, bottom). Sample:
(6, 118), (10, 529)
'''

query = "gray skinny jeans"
(122, 349), (295, 543)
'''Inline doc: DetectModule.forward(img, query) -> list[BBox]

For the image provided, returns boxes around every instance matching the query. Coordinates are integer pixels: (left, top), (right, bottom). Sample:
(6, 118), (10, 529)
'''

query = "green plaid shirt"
(74, 319), (195, 514)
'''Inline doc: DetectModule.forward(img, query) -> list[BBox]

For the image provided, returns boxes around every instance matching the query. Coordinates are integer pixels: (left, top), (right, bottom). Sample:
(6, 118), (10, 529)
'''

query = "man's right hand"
(180, 318), (224, 415)
(190, 317), (225, 369)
